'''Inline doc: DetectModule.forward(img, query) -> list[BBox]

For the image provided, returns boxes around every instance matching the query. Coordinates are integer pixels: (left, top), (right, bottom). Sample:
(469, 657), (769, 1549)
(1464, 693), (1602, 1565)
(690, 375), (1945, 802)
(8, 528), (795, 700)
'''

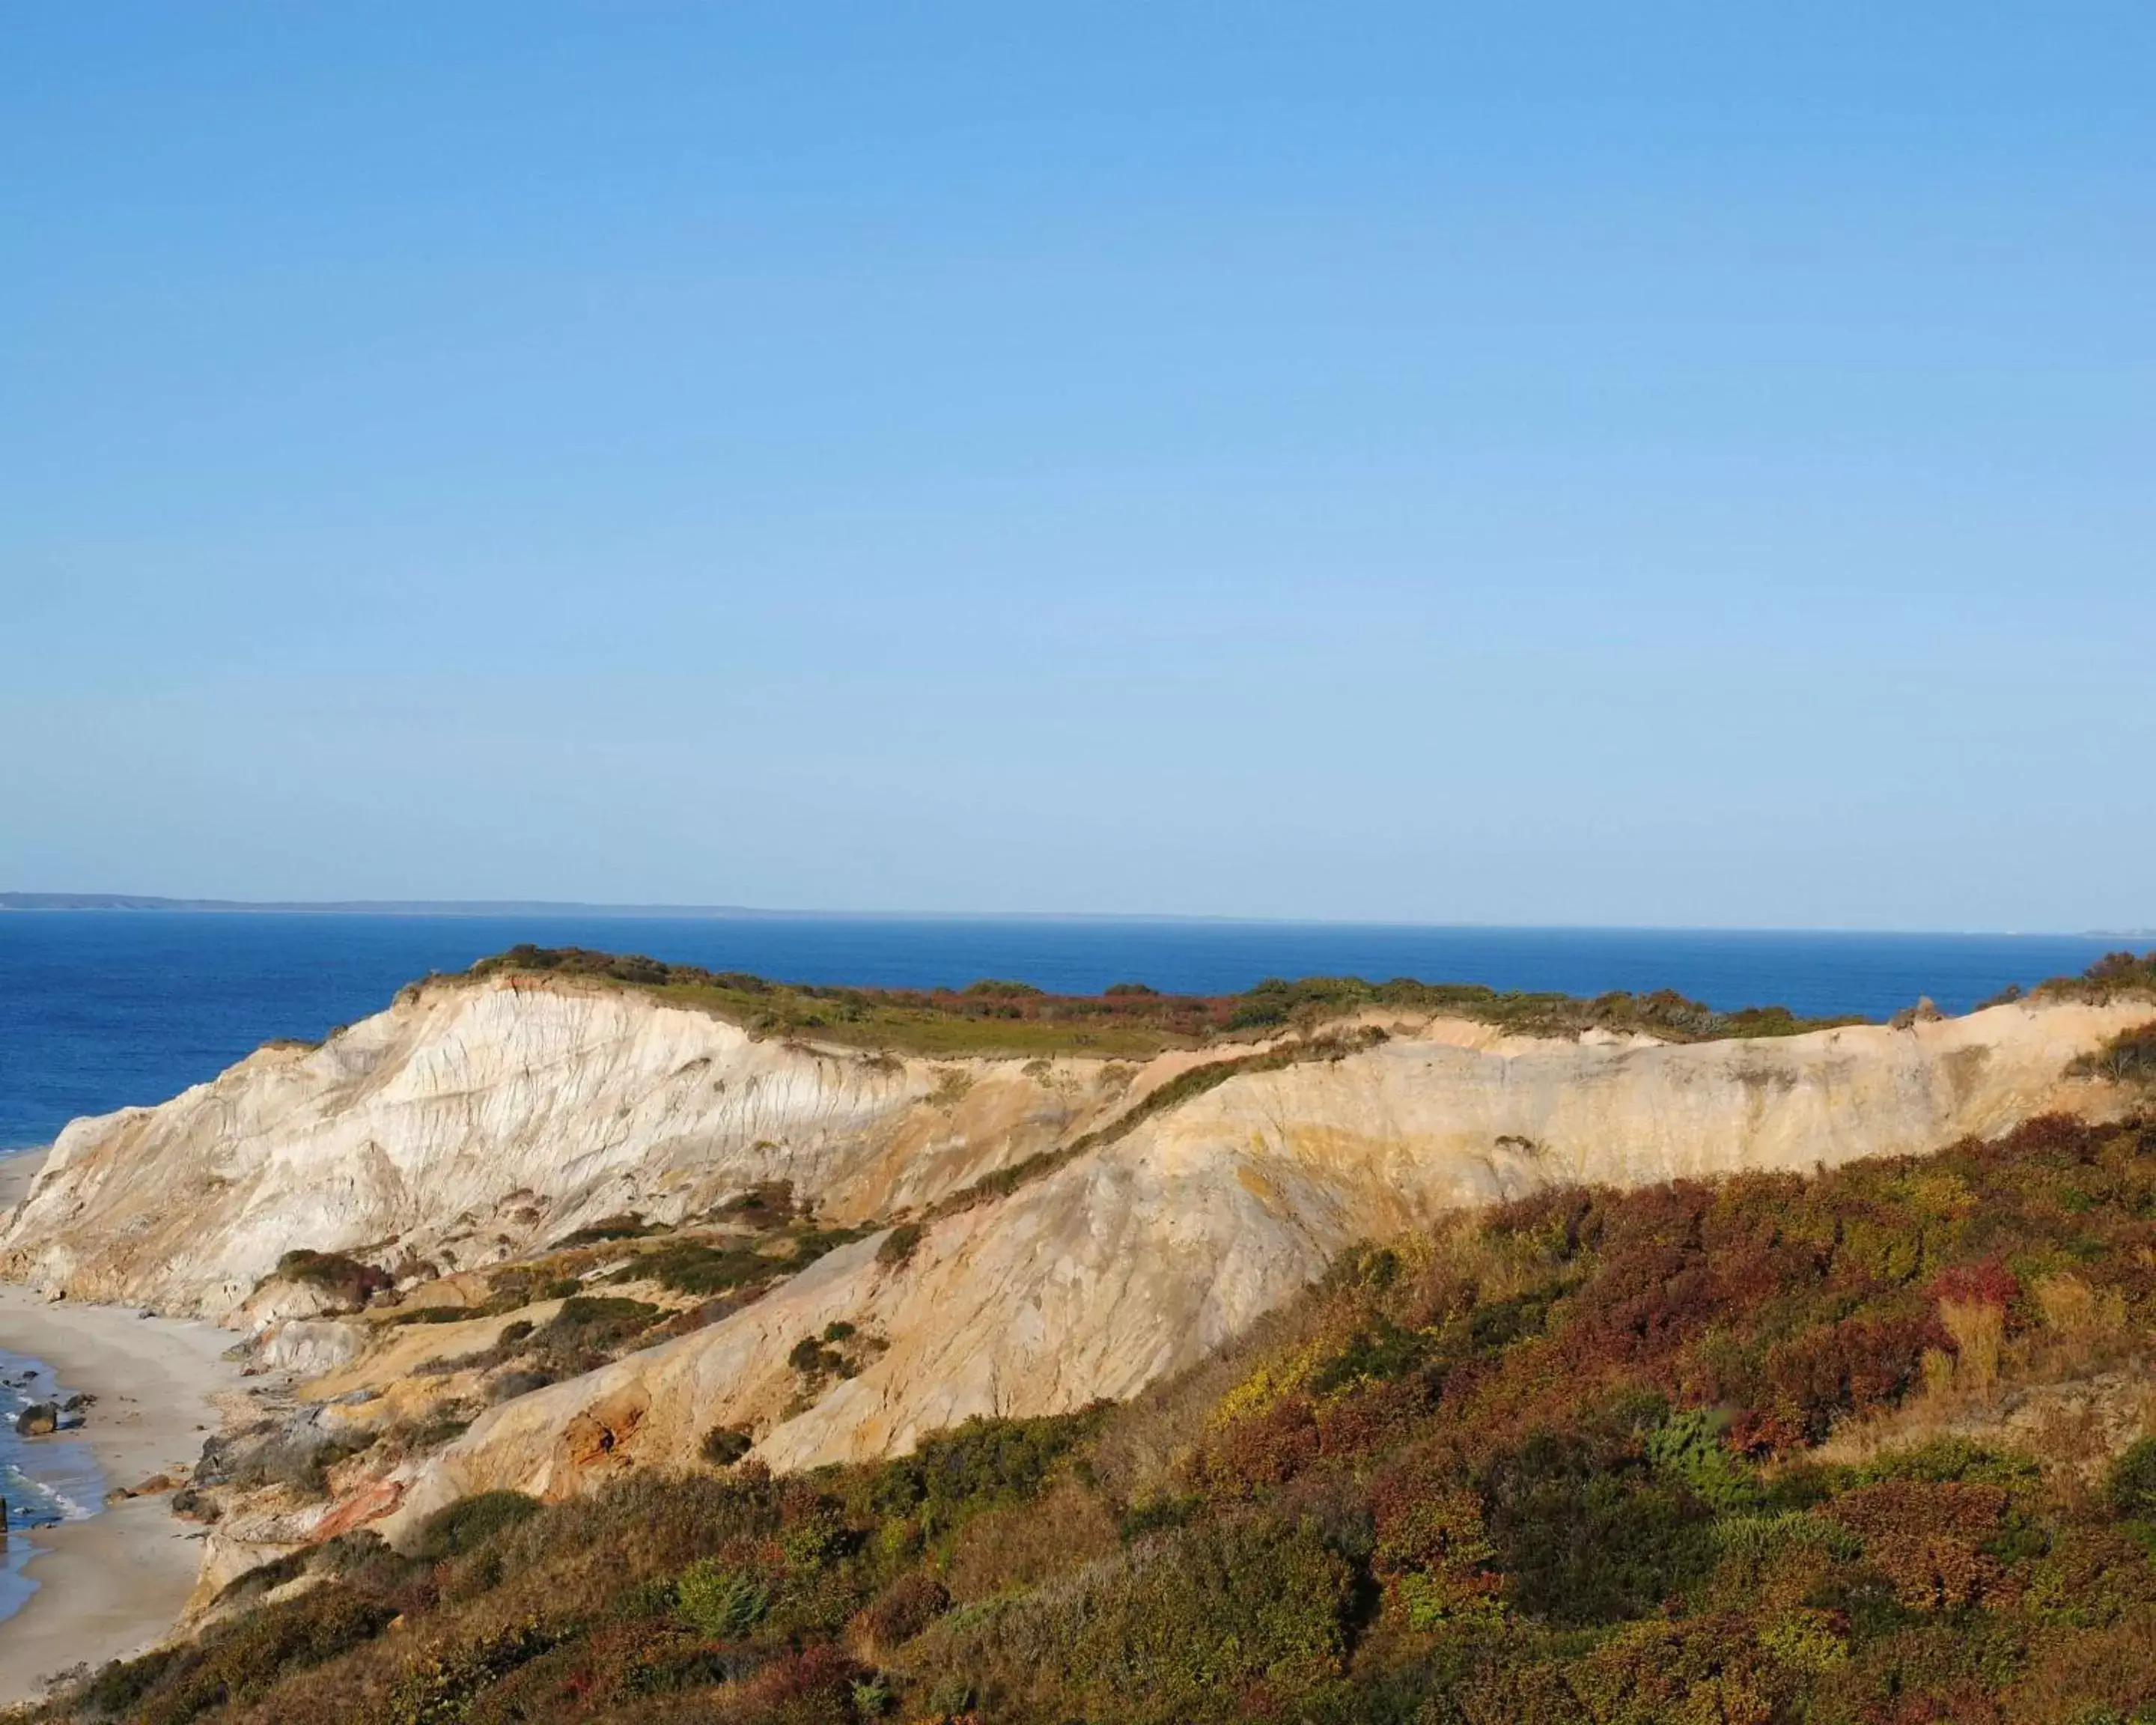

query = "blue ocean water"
(0, 910), (2136, 1152)
(0, 1348), (99, 1628)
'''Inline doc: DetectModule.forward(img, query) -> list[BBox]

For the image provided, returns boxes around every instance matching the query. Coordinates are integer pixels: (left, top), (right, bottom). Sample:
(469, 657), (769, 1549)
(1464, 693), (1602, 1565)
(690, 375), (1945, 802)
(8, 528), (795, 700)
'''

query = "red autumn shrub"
(1821, 1481), (2012, 1611)
(1761, 1311), (1942, 1441)
(1930, 1259), (2021, 1317)
(1315, 1378), (1425, 1460)
(1203, 1395), (1321, 1493)
(731, 1643), (863, 1721)
(856, 1571), (950, 1649)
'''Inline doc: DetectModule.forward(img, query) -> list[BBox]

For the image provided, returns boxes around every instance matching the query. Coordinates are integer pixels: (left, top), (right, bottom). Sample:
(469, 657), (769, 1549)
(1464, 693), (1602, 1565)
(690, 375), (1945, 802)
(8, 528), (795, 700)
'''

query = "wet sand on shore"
(0, 1286), (245, 1711)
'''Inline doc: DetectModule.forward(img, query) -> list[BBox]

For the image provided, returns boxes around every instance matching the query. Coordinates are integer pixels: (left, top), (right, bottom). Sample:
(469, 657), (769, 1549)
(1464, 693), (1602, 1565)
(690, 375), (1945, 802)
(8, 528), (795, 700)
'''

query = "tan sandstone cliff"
(0, 974), (2143, 1557)
(0, 976), (1126, 1314)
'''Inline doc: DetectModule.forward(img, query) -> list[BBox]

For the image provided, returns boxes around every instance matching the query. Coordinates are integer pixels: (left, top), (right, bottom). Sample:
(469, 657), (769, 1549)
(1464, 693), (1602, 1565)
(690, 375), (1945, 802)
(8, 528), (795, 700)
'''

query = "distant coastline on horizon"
(3, 892), (2149, 939)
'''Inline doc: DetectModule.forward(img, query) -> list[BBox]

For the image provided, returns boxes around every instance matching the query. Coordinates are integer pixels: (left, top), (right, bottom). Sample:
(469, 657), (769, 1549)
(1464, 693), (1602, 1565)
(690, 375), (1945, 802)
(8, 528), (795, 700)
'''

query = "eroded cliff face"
(0, 975), (2142, 1554)
(0, 978), (1124, 1315)
(381, 996), (2143, 1535)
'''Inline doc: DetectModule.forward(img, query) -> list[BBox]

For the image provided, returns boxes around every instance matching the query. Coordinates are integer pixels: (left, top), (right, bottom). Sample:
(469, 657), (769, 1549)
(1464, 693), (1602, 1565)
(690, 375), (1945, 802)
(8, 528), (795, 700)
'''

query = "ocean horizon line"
(2, 895), (2147, 941)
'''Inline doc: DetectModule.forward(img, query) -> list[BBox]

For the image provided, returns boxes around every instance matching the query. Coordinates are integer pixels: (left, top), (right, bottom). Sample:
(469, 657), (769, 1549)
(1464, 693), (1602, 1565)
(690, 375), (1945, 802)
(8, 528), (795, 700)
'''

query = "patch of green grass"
(454, 944), (1865, 1059)
(551, 1213), (657, 1248)
(527, 1296), (663, 1372)
(415, 1491), (543, 1563)
(621, 1238), (777, 1297)
(86, 1585), (396, 1724)
(622, 1221), (872, 1298)
(384, 1302), (496, 1326)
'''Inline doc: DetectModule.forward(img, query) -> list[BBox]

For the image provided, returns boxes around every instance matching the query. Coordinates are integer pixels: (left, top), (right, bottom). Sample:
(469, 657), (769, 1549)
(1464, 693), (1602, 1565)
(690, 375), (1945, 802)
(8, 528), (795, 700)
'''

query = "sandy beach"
(0, 1285), (246, 1710)
(0, 1149), (48, 1216)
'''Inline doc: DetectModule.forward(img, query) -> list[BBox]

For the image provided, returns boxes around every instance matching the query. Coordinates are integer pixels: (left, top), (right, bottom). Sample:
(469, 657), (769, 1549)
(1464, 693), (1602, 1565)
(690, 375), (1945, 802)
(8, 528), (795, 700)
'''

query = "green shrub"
(674, 1560), (770, 1637)
(213, 1548), (311, 1605)
(788, 1224), (874, 1263)
(487, 1368), (554, 1402)
(1644, 1408), (1762, 1512)
(271, 1248), (392, 1306)
(859, 1571), (950, 1646)
(2069, 1022), (2156, 1086)
(122, 1585), (395, 1724)
(1309, 1315), (1429, 1394)
(877, 1222), (925, 1268)
(701, 1424), (755, 1467)
(914, 1513), (1350, 1721)
(399, 1413), (472, 1453)
(2107, 1438), (2156, 1522)
(1858, 1438), (2044, 1488)
(316, 1528), (421, 1593)
(386, 1303), (486, 1326)
(868, 1409), (1107, 1531)
(1118, 1495), (1201, 1542)
(525, 1294), (662, 1372)
(788, 1334), (847, 1379)
(79, 1646), (182, 1716)
(630, 1238), (786, 1296)
(551, 1213), (654, 1247)
(373, 1621), (559, 1723)
(2056, 950), (2156, 1000)
(413, 1491), (543, 1563)
(716, 1179), (800, 1226)
(549, 1294), (662, 1330)
(1483, 1432), (1720, 1625)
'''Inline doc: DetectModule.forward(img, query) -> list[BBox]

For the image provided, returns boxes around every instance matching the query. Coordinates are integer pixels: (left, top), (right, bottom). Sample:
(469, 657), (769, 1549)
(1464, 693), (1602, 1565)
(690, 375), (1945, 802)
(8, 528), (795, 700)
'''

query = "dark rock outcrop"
(14, 1402), (58, 1437)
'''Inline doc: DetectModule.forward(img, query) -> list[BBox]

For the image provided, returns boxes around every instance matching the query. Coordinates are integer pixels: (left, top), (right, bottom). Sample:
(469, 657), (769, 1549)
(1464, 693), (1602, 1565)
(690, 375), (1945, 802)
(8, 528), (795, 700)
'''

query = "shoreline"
(0, 1149), (49, 1216)
(0, 1286), (247, 1711)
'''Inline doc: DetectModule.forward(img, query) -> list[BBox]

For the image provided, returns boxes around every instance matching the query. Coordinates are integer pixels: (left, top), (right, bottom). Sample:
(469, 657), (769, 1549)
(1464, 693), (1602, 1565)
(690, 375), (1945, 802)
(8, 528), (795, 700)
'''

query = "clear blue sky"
(4, 4), (2150, 930)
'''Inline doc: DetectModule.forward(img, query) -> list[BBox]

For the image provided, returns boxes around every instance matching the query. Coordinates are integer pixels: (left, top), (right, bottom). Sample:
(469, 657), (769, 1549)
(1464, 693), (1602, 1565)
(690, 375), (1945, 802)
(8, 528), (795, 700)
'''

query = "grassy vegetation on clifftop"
(444, 943), (1868, 1058)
